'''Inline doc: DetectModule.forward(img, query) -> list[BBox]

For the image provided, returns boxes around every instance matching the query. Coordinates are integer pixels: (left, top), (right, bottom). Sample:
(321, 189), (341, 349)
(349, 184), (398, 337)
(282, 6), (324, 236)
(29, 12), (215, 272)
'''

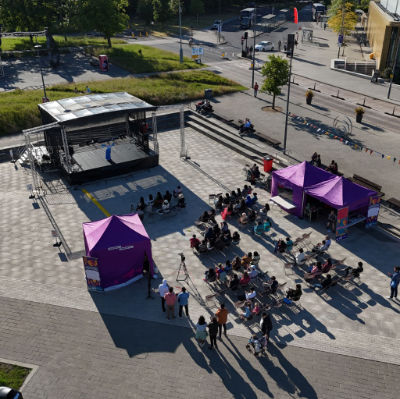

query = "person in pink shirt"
(164, 286), (177, 319)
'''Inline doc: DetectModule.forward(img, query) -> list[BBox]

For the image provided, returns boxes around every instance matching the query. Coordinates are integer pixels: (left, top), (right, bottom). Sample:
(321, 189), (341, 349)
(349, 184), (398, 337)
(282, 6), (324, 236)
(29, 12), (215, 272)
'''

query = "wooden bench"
(387, 197), (400, 212)
(351, 174), (384, 196)
(254, 132), (281, 148)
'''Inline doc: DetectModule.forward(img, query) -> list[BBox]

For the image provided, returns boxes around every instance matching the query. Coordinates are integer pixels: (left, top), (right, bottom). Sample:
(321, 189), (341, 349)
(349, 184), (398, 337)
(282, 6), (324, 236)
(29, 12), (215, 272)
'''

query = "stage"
(65, 139), (158, 184)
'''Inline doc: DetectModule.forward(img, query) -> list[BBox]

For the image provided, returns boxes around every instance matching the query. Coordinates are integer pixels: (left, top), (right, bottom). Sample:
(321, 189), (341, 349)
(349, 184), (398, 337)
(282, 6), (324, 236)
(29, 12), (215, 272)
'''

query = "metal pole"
(283, 51), (293, 154)
(35, 45), (47, 100)
(388, 36), (400, 99)
(251, 4), (256, 88)
(179, 3), (183, 63)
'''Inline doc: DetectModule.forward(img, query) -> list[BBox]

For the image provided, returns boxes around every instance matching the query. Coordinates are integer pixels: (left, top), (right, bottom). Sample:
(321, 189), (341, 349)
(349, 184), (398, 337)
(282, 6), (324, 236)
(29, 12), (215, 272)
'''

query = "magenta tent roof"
(83, 214), (150, 252)
(305, 176), (376, 210)
(273, 161), (335, 188)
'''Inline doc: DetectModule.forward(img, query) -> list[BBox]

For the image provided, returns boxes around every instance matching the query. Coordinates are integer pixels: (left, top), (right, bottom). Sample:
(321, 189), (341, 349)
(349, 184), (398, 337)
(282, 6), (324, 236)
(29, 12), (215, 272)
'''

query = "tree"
(137, 0), (153, 24)
(328, 1), (357, 36)
(152, 0), (170, 22)
(260, 55), (289, 109)
(190, 0), (204, 24)
(78, 0), (129, 47)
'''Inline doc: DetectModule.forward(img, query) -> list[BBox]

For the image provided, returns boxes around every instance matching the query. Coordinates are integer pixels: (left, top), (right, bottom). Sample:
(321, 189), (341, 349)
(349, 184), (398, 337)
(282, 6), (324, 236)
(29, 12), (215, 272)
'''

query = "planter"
(306, 96), (312, 105)
(356, 113), (363, 123)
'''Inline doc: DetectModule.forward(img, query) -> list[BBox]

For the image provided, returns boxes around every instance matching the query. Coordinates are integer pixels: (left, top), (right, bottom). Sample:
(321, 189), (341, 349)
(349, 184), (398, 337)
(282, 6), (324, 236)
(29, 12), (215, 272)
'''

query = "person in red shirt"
(240, 272), (250, 287)
(164, 287), (177, 319)
(190, 234), (200, 251)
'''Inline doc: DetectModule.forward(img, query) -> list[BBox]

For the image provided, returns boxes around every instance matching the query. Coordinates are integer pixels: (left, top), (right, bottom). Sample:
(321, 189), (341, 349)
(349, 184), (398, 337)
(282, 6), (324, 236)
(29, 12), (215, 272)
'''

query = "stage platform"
(65, 140), (158, 184)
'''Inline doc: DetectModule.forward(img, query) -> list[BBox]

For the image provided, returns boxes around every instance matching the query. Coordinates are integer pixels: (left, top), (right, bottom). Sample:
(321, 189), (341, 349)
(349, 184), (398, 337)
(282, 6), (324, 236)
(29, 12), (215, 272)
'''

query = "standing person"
(327, 210), (336, 232)
(85, 85), (91, 93)
(195, 316), (208, 347)
(260, 312), (273, 346)
(158, 279), (169, 312)
(177, 287), (190, 317)
(215, 303), (229, 338)
(278, 40), (281, 52)
(208, 316), (219, 350)
(164, 286), (176, 319)
(388, 266), (400, 299)
(254, 82), (259, 97)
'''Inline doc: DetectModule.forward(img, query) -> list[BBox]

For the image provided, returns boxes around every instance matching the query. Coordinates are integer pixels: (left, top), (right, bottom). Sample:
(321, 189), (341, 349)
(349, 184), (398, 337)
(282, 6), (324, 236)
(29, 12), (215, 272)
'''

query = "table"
(270, 196), (296, 210)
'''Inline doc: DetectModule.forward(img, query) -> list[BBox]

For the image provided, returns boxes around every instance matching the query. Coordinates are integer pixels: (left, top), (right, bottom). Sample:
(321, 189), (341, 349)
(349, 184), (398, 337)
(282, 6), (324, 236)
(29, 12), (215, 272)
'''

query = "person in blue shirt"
(178, 287), (190, 317)
(388, 266), (400, 299)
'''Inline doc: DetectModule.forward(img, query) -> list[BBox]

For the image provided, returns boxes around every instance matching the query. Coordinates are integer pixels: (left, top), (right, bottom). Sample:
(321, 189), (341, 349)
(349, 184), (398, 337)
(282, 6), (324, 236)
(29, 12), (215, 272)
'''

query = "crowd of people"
(132, 185), (185, 219)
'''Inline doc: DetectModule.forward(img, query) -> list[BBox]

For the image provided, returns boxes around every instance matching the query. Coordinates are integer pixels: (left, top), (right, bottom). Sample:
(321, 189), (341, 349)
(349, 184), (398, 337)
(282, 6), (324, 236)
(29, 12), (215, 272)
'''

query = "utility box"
(99, 55), (109, 72)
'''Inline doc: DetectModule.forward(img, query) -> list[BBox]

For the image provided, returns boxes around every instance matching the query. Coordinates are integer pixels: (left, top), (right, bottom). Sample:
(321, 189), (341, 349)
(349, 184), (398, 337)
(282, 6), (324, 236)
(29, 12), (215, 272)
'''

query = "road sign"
(191, 47), (203, 56)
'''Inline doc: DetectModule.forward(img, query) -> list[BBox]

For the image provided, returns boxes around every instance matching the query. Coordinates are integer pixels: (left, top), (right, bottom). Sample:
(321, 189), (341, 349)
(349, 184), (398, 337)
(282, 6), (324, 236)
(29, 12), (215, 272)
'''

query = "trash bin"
(204, 89), (212, 99)
(0, 386), (23, 399)
(263, 156), (273, 172)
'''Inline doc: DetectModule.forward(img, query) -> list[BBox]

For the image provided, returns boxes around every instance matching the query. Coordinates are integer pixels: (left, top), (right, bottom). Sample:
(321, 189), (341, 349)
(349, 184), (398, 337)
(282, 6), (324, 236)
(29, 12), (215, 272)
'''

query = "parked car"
(255, 41), (274, 51)
(211, 20), (223, 30)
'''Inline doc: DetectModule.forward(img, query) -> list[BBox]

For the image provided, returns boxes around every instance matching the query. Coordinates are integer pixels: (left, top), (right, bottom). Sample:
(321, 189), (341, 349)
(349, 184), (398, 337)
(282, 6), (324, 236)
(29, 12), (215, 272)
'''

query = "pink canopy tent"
(83, 214), (153, 291)
(304, 176), (377, 212)
(271, 161), (335, 217)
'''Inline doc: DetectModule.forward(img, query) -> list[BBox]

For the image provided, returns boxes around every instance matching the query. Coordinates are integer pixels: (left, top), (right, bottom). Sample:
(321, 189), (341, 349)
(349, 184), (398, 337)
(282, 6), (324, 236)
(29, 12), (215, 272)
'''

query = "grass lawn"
(88, 44), (201, 74)
(0, 362), (31, 390)
(1, 36), (126, 52)
(0, 70), (245, 135)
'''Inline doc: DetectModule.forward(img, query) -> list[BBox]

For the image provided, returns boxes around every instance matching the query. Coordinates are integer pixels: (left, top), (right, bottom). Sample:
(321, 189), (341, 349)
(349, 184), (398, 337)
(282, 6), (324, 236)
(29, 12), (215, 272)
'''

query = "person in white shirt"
(161, 199), (170, 213)
(245, 289), (257, 301)
(296, 248), (306, 265)
(249, 265), (259, 279)
(158, 279), (169, 312)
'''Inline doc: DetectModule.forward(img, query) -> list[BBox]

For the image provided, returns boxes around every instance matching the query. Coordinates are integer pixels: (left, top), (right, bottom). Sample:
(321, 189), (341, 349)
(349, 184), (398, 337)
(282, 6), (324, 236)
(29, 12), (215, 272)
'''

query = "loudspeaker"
(287, 33), (295, 56)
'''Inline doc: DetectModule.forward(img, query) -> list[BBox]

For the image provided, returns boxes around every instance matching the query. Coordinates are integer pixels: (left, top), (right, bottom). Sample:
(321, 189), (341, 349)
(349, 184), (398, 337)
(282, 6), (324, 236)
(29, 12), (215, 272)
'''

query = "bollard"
(146, 31), (149, 37)
(131, 32), (135, 38)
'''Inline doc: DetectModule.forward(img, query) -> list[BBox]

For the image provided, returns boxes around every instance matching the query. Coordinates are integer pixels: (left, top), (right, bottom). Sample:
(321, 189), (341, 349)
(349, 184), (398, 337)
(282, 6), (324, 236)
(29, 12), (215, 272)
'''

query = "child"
(246, 335), (263, 357)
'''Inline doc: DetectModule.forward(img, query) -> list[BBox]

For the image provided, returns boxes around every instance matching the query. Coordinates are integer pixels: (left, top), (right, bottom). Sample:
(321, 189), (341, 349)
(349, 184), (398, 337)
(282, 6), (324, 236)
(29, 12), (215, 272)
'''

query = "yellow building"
(367, 1), (400, 81)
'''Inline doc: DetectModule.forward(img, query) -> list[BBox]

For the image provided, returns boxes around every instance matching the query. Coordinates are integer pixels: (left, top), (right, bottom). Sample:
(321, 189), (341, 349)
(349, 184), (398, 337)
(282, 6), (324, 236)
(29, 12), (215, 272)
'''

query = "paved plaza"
(1, 126), (400, 397)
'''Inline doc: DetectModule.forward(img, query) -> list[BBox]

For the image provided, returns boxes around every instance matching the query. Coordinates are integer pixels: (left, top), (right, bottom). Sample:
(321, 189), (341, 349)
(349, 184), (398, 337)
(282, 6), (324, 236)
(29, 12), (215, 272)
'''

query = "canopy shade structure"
(305, 176), (377, 212)
(83, 214), (153, 290)
(271, 161), (335, 216)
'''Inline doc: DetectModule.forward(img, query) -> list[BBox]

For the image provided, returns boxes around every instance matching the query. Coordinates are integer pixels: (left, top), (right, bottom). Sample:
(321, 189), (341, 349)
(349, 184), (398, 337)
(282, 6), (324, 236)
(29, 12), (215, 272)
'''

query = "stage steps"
(186, 112), (269, 164)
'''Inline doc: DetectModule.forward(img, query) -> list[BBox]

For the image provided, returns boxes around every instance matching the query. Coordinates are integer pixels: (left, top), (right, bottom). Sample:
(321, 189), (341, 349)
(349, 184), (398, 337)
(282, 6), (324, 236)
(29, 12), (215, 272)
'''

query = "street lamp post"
(251, 4), (257, 88)
(179, 2), (183, 63)
(283, 35), (294, 154)
(34, 44), (47, 101)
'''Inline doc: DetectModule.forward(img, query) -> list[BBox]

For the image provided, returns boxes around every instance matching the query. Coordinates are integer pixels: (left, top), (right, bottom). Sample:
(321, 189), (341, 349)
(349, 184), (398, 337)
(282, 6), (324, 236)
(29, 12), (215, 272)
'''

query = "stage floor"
(65, 141), (158, 184)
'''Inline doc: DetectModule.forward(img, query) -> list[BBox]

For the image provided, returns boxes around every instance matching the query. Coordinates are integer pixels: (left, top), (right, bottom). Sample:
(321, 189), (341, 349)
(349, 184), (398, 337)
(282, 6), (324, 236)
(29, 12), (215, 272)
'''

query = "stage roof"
(38, 92), (156, 123)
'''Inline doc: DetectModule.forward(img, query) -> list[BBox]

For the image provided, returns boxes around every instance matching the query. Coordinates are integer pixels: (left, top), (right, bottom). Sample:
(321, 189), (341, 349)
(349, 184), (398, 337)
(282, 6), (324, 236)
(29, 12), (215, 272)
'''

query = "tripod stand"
(176, 259), (189, 282)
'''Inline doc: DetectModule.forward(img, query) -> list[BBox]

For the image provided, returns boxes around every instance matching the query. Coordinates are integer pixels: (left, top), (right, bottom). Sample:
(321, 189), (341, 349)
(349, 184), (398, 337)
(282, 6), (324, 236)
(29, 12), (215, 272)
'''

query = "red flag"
(294, 7), (298, 24)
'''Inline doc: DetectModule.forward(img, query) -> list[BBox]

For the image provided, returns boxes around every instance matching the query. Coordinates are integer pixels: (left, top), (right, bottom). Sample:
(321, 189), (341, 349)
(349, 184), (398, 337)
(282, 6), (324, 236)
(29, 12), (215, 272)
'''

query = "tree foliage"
(137, 0), (154, 24)
(190, 0), (205, 18)
(328, 1), (357, 36)
(152, 0), (170, 22)
(260, 55), (289, 109)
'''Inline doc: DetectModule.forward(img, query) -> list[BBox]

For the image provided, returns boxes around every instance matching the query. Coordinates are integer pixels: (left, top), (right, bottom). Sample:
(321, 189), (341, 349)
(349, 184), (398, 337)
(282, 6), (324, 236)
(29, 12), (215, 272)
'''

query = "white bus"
(312, 3), (326, 21)
(240, 8), (255, 29)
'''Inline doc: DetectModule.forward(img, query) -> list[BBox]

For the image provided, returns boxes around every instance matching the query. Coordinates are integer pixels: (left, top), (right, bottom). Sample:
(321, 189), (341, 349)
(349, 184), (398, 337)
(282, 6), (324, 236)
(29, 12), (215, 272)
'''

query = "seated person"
(248, 209), (256, 222)
(212, 224), (221, 236)
(276, 239), (287, 254)
(295, 248), (306, 265)
(177, 193), (185, 208)
(173, 185), (182, 198)
(285, 237), (293, 252)
(246, 288), (257, 301)
(153, 192), (163, 208)
(245, 195), (253, 207)
(321, 258), (333, 273)
(222, 230), (231, 245)
(286, 284), (302, 300)
(198, 211), (209, 223)
(252, 302), (261, 316)
(218, 269), (228, 283)
(232, 256), (242, 271)
(214, 196), (223, 210)
(321, 274), (333, 289)
(221, 205), (232, 220)
(254, 221), (264, 235)
(236, 187), (242, 198)
(241, 252), (253, 268)
(251, 164), (260, 179)
(207, 238), (215, 251)
(223, 193), (231, 205)
(204, 267), (216, 282)
(204, 227), (214, 241)
(323, 236), (332, 251)
(224, 260), (232, 273)
(232, 231), (241, 244)
(264, 276), (278, 295)
(251, 192), (258, 205)
(239, 212), (249, 225)
(307, 261), (322, 276)
(242, 185), (252, 197)
(252, 251), (260, 265)
(214, 235), (225, 250)
(240, 272), (251, 286)
(161, 199), (170, 213)
(233, 200), (241, 214)
(313, 240), (326, 253)
(238, 199), (246, 213)
(190, 234), (201, 251)
(164, 190), (172, 203)
(249, 265), (259, 279)
(344, 261), (363, 278)
(240, 302), (252, 320)
(208, 209), (217, 225)
(220, 221), (229, 233)
(229, 273), (240, 290)
(263, 218), (272, 232)
(146, 194), (154, 209)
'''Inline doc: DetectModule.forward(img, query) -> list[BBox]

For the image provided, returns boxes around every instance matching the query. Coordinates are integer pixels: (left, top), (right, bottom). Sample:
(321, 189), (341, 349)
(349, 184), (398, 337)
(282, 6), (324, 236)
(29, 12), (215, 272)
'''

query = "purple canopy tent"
(271, 161), (335, 217)
(304, 176), (377, 212)
(83, 214), (154, 291)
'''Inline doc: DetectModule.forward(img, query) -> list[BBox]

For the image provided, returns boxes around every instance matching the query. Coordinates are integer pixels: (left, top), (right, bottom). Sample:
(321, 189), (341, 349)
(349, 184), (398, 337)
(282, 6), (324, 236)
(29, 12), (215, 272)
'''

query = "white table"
(270, 196), (296, 210)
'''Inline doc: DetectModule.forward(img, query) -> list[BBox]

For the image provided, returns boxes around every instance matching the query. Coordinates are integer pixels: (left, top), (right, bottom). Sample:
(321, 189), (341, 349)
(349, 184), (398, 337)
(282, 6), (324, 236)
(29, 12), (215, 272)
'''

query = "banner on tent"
(365, 196), (381, 228)
(336, 207), (348, 241)
(83, 256), (103, 291)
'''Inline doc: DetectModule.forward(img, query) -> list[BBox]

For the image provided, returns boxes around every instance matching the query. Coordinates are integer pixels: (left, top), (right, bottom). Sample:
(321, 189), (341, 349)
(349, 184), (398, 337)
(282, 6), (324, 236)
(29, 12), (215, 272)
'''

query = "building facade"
(367, 1), (400, 82)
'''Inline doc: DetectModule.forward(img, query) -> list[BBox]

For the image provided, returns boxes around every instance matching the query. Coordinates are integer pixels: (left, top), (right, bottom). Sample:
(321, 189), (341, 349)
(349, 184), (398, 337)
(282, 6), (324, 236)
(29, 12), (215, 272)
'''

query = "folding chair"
(283, 262), (295, 275)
